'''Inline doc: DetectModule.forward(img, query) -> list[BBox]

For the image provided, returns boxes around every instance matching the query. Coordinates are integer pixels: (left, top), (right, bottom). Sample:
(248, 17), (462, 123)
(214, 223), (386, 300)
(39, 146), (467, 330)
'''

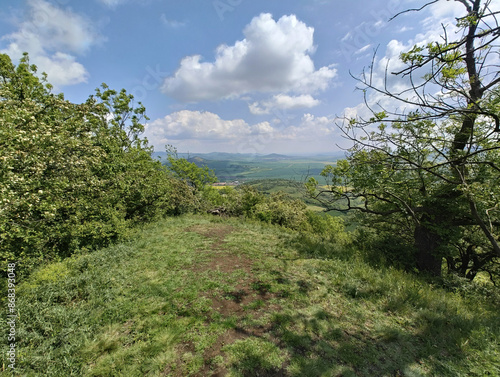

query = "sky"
(0, 0), (481, 154)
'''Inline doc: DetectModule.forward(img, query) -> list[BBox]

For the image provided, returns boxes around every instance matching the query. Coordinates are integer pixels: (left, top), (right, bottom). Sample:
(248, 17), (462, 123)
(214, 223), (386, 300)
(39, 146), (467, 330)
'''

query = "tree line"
(0, 53), (196, 275)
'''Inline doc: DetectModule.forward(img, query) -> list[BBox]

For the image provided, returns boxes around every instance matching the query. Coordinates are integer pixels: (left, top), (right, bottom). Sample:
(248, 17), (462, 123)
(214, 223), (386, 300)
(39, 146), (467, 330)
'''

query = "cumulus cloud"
(161, 13), (337, 102)
(278, 113), (336, 140)
(35, 52), (90, 87)
(145, 110), (273, 146)
(145, 110), (336, 153)
(424, 0), (465, 25)
(1, 0), (101, 88)
(249, 94), (320, 115)
(342, 1), (473, 120)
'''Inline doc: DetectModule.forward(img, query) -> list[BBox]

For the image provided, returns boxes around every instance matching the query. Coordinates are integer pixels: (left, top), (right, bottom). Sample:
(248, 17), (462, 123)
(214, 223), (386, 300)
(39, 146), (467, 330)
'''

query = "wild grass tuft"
(2, 214), (498, 376)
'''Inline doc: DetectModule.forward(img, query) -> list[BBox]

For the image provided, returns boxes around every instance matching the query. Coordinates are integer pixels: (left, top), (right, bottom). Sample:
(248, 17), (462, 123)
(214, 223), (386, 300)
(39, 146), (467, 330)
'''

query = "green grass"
(2, 215), (499, 376)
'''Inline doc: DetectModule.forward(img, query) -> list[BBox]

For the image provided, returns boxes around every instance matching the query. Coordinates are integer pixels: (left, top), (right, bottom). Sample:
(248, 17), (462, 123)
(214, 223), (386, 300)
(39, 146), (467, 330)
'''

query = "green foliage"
(310, 1), (500, 281)
(238, 186), (268, 217)
(244, 178), (332, 210)
(312, 115), (500, 279)
(202, 184), (348, 246)
(0, 53), (194, 276)
(200, 185), (267, 218)
(254, 192), (309, 229)
(304, 210), (348, 243)
(200, 185), (263, 218)
(166, 146), (218, 192)
(23, 261), (71, 290)
(353, 226), (416, 271)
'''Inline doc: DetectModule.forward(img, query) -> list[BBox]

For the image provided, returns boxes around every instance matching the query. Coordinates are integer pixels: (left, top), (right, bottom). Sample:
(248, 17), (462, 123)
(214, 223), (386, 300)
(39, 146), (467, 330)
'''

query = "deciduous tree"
(0, 53), (192, 274)
(308, 0), (500, 280)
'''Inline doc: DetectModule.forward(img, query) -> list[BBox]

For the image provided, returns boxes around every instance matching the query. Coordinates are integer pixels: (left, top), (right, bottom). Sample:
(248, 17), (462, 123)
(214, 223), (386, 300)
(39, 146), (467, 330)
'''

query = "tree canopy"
(0, 53), (195, 274)
(308, 0), (500, 281)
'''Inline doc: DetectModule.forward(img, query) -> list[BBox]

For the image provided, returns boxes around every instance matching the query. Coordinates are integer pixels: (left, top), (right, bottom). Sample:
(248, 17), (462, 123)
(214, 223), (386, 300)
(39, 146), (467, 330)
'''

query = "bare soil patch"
(185, 224), (235, 250)
(186, 224), (254, 275)
(180, 223), (283, 376)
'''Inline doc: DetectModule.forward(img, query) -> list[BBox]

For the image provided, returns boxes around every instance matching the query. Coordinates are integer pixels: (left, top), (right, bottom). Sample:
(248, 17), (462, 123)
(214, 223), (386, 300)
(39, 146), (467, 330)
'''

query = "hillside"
(156, 153), (343, 182)
(2, 4), (500, 376)
(5, 215), (499, 376)
(241, 179), (329, 207)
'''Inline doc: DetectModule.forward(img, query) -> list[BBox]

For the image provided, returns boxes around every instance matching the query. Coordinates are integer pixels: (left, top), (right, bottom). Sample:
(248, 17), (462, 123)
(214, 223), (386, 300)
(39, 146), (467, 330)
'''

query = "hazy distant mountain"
(201, 152), (256, 161)
(152, 151), (345, 162)
(261, 153), (288, 161)
(187, 156), (209, 164)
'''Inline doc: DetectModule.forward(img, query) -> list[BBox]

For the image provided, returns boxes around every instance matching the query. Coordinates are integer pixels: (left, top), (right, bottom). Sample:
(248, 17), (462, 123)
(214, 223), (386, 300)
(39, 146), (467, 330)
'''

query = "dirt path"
(180, 224), (284, 377)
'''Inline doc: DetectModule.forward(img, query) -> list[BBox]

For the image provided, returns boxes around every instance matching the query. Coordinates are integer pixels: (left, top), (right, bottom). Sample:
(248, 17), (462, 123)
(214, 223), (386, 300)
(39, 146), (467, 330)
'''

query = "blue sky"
(0, 0), (472, 154)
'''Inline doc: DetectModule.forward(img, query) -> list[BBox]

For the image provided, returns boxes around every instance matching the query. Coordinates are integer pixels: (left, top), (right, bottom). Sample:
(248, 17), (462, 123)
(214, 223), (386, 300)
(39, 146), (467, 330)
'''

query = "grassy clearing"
(2, 215), (499, 376)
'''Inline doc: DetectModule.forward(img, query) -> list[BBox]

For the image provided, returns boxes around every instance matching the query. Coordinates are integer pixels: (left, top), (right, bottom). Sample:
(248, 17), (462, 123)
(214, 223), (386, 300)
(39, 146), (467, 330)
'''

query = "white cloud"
(145, 110), (268, 145)
(161, 13), (337, 102)
(354, 44), (372, 55)
(343, 0), (500, 122)
(28, 0), (98, 54)
(35, 52), (89, 87)
(279, 113), (336, 140)
(1, 0), (101, 88)
(236, 112), (338, 154)
(145, 110), (337, 153)
(343, 102), (369, 120)
(425, 0), (464, 23)
(97, 0), (127, 8)
(160, 14), (186, 28)
(341, 31), (352, 43)
(342, 2), (467, 120)
(249, 94), (320, 115)
(397, 26), (413, 33)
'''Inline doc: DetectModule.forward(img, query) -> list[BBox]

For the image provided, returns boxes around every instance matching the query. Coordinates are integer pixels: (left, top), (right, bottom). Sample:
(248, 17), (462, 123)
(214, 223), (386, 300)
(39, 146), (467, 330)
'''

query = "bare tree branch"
(388, 0), (441, 21)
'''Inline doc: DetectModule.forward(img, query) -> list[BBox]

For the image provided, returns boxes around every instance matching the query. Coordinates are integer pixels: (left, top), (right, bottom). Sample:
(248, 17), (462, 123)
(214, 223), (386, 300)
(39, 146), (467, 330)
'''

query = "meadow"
(3, 215), (498, 376)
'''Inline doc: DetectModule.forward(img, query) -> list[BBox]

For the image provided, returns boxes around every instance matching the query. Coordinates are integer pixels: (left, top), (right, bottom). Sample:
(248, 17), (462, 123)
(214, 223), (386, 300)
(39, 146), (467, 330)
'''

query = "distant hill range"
(186, 156), (208, 164)
(260, 153), (288, 161)
(152, 151), (346, 182)
(152, 151), (345, 163)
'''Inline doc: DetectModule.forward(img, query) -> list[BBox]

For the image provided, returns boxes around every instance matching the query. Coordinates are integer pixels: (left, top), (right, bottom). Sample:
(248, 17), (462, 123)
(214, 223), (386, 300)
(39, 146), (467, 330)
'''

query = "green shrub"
(305, 210), (348, 243)
(0, 53), (197, 277)
(254, 192), (309, 230)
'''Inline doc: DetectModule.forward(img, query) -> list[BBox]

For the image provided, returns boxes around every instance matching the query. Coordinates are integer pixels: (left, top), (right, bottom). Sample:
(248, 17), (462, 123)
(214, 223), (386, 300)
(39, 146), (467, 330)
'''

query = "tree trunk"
(414, 223), (442, 276)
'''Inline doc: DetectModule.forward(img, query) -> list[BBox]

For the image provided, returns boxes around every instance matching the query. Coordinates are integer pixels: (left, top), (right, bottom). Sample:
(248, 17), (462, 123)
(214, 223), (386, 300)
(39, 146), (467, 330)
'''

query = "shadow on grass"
(228, 306), (499, 376)
(282, 232), (354, 262)
(227, 234), (500, 377)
